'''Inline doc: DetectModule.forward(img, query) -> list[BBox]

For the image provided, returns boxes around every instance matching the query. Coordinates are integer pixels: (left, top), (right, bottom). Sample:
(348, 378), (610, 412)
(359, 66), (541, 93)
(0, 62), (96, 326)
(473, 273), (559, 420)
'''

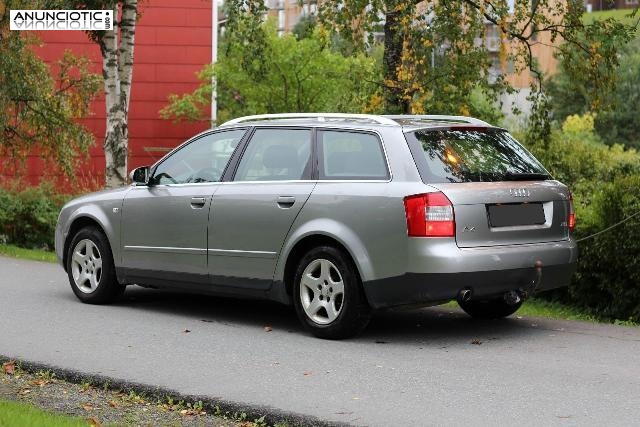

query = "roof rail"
(220, 113), (399, 127)
(382, 115), (492, 126)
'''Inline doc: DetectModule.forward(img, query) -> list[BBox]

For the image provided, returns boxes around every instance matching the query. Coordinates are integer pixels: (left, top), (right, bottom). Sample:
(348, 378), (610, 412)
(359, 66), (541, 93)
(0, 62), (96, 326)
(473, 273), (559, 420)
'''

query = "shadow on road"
(93, 285), (543, 345)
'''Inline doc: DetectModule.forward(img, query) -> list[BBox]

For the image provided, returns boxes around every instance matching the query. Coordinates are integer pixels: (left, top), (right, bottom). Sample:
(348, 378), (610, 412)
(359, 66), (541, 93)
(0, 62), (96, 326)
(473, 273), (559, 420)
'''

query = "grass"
(583, 8), (639, 25)
(0, 400), (87, 426)
(447, 298), (638, 326)
(0, 244), (57, 263)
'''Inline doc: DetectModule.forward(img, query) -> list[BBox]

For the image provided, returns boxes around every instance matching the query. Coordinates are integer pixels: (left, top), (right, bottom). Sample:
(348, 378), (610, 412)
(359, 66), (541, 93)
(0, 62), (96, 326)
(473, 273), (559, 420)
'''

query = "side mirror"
(129, 166), (149, 185)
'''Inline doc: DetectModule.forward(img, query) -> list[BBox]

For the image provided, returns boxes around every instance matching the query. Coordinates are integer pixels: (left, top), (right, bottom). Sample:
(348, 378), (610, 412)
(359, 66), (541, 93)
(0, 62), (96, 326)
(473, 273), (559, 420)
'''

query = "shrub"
(0, 184), (71, 250)
(571, 175), (640, 322)
(524, 114), (640, 321)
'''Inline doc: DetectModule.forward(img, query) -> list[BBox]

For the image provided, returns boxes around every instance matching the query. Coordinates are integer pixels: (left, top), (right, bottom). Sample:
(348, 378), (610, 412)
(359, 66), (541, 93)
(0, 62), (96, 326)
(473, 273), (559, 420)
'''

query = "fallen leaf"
(352, 396), (360, 400)
(82, 403), (94, 411)
(87, 417), (101, 426)
(3, 361), (15, 375)
(183, 329), (191, 333)
(107, 400), (118, 408)
(263, 325), (273, 332)
(18, 389), (31, 395)
(471, 339), (482, 345)
(31, 379), (49, 387)
(180, 409), (188, 415)
(302, 371), (312, 376)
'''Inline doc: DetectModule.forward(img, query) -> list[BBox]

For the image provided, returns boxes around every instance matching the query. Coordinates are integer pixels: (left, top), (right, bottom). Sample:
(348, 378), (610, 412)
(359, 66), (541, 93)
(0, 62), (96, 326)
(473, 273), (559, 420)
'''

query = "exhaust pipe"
(503, 290), (521, 306)
(458, 288), (472, 303)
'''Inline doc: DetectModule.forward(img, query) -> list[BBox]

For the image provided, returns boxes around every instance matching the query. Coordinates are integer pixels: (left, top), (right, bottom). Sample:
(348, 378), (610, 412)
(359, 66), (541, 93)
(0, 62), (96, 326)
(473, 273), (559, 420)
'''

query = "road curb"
(1, 355), (350, 427)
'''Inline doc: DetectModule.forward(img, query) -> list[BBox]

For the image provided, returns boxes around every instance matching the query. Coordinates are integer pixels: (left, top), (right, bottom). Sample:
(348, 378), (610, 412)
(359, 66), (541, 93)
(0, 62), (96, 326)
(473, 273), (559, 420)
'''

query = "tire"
(66, 226), (124, 304)
(293, 246), (371, 339)
(458, 297), (523, 319)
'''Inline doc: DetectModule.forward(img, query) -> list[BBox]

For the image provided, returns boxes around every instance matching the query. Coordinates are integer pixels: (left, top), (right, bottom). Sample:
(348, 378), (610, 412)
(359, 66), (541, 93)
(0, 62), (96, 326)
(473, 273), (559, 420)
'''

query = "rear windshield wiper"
(503, 172), (550, 181)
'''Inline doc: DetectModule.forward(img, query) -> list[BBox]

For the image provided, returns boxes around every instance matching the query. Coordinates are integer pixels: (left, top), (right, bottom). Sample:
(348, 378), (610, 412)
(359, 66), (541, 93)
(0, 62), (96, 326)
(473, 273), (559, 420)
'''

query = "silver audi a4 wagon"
(55, 114), (578, 339)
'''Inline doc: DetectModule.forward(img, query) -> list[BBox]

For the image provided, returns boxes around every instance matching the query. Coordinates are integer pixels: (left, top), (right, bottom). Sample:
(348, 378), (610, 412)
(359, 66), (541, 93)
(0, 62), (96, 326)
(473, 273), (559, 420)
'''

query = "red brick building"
(20, 0), (214, 187)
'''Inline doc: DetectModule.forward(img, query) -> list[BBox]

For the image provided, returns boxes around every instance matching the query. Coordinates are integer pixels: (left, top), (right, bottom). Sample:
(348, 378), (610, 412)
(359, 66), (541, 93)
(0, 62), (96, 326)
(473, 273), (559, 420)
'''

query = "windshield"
(406, 128), (550, 183)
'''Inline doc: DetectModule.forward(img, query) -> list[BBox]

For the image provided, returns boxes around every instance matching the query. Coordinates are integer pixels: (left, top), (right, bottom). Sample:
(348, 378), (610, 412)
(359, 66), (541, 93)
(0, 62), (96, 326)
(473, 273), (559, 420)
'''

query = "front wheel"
(458, 297), (522, 319)
(293, 246), (371, 339)
(66, 226), (124, 304)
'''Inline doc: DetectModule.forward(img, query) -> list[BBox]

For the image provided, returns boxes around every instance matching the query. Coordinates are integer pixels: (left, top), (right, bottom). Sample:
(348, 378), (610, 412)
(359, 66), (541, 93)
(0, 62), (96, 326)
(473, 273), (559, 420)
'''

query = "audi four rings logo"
(509, 188), (531, 197)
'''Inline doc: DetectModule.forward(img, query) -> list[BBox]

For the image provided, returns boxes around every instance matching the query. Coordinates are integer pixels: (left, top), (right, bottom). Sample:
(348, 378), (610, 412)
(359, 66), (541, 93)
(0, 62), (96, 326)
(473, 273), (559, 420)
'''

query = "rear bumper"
(364, 239), (578, 309)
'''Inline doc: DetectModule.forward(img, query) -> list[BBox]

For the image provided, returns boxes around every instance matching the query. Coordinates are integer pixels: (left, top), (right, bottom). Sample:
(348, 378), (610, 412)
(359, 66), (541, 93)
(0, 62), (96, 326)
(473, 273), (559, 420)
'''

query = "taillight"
(568, 191), (575, 231)
(404, 192), (455, 237)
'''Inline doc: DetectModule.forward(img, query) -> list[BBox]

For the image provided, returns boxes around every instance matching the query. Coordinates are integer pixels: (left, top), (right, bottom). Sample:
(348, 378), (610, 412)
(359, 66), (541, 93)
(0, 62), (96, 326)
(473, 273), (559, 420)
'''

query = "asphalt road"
(1, 256), (640, 426)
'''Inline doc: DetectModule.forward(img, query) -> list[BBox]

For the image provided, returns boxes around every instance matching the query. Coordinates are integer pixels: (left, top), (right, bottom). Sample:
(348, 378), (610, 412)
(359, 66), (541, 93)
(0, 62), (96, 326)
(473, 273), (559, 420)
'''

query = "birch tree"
(84, 0), (138, 188)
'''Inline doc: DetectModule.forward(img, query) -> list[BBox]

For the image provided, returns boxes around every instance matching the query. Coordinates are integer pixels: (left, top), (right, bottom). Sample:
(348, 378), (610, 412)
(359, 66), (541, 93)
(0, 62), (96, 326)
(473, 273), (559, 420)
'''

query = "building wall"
(12, 0), (213, 187)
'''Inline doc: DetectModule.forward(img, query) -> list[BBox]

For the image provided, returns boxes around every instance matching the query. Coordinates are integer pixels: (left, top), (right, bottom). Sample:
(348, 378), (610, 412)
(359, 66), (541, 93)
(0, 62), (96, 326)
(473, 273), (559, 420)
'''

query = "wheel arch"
(63, 215), (112, 274)
(278, 226), (374, 300)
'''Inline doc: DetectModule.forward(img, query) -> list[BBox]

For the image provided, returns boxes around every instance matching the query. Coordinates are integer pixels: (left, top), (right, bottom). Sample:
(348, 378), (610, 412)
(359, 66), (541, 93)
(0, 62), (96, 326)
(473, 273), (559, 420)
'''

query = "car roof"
(217, 113), (495, 132)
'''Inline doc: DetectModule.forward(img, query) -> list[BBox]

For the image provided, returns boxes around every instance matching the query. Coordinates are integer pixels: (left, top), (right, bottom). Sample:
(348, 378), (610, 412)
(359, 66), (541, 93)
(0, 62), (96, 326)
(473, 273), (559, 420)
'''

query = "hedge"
(0, 185), (70, 250)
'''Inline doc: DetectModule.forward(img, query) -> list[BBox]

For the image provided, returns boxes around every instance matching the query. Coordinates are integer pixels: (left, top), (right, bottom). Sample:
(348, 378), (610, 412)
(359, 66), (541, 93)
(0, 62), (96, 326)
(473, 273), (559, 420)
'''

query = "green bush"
(571, 175), (640, 322)
(0, 184), (70, 250)
(524, 114), (640, 322)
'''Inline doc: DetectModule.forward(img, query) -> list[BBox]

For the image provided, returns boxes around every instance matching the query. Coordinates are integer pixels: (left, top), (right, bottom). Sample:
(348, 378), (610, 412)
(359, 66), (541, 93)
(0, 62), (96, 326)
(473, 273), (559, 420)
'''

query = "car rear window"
(405, 127), (550, 183)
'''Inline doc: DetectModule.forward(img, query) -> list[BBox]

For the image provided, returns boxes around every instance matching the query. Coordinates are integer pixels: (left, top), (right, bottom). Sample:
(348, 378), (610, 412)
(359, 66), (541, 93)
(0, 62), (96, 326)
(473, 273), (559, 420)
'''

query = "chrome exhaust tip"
(458, 288), (472, 303)
(503, 290), (521, 306)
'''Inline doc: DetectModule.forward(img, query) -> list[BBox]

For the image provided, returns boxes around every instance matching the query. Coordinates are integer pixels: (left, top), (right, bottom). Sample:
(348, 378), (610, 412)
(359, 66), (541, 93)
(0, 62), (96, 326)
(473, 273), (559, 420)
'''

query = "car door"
(121, 129), (246, 285)
(208, 127), (316, 290)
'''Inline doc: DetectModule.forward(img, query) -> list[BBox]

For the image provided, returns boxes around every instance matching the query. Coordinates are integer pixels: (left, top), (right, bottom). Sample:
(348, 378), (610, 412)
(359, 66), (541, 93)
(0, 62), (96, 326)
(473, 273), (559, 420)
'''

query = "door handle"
(277, 196), (296, 208)
(190, 197), (206, 208)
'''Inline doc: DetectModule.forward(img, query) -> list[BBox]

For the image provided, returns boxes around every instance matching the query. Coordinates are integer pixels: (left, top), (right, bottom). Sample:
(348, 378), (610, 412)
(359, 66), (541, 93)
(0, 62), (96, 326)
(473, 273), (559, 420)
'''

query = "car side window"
(319, 130), (389, 180)
(234, 128), (312, 181)
(151, 130), (245, 185)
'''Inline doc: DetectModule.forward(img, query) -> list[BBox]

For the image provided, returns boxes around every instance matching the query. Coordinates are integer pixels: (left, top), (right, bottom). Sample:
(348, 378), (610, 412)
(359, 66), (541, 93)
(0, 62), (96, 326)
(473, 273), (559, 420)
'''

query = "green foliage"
(572, 175), (640, 323)
(547, 14), (640, 148)
(0, 184), (71, 250)
(161, 22), (381, 124)
(0, 1), (102, 177)
(523, 114), (640, 322)
(317, 0), (636, 126)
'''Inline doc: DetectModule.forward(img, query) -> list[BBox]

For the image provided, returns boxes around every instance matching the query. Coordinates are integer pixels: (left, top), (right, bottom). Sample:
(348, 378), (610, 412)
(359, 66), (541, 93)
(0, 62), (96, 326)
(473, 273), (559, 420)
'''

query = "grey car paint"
(55, 116), (578, 311)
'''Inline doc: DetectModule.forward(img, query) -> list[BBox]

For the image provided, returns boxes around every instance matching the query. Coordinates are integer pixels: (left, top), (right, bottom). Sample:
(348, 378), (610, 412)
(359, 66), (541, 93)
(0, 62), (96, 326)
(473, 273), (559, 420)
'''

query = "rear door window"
(234, 128), (312, 181)
(406, 128), (550, 183)
(318, 130), (389, 180)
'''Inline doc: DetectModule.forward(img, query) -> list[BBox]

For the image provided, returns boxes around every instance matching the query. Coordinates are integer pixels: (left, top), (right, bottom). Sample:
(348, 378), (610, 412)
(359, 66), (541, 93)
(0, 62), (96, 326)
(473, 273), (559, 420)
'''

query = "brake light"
(404, 192), (455, 237)
(568, 191), (575, 231)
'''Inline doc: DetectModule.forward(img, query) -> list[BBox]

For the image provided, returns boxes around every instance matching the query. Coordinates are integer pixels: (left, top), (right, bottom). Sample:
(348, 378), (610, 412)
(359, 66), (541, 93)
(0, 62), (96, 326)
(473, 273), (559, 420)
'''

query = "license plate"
(487, 203), (545, 227)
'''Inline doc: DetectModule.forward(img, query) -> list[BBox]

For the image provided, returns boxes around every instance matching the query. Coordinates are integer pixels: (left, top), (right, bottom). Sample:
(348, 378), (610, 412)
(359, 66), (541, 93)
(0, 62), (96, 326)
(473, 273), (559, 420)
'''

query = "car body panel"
(120, 184), (220, 283)
(55, 187), (131, 276)
(208, 181), (315, 290)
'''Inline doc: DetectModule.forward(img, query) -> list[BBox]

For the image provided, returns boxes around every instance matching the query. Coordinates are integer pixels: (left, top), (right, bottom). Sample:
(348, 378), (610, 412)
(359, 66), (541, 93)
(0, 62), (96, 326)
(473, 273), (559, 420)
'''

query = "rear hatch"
(405, 126), (571, 248)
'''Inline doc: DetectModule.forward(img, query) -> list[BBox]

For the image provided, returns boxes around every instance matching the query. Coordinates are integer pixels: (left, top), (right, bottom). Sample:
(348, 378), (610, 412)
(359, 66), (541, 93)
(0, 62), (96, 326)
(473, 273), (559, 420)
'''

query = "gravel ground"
(1, 361), (269, 427)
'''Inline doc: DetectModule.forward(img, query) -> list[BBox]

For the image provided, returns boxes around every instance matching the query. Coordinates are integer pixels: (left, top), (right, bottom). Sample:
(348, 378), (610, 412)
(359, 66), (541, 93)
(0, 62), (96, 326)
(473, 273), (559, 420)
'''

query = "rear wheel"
(66, 226), (124, 304)
(293, 246), (371, 339)
(458, 297), (522, 319)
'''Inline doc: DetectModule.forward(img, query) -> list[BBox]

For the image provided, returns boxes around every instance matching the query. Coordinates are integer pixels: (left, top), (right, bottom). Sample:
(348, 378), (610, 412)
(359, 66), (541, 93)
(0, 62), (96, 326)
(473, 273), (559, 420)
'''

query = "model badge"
(509, 188), (530, 197)
(463, 225), (476, 232)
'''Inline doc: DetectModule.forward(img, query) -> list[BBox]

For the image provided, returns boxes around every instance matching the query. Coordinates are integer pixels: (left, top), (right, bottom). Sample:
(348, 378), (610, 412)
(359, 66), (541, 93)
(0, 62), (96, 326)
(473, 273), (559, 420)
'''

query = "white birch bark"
(102, 0), (137, 188)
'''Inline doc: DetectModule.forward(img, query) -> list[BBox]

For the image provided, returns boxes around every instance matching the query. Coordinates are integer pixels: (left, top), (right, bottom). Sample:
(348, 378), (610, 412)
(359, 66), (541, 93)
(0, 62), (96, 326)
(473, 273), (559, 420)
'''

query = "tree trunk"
(383, 7), (410, 114)
(102, 0), (137, 188)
